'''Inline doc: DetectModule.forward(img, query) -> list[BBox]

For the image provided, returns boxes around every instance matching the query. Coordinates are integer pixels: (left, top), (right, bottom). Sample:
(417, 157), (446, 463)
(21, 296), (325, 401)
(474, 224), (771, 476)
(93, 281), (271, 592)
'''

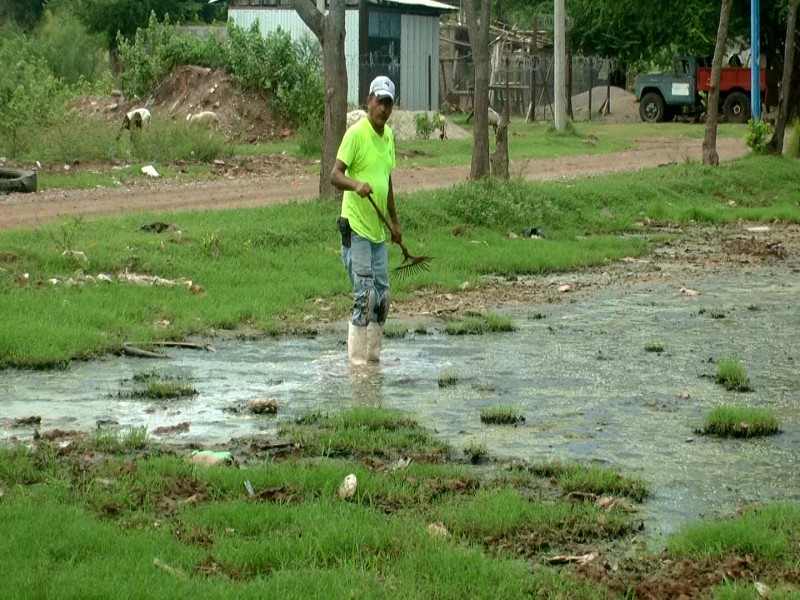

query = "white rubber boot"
(366, 322), (383, 363)
(348, 322), (368, 366)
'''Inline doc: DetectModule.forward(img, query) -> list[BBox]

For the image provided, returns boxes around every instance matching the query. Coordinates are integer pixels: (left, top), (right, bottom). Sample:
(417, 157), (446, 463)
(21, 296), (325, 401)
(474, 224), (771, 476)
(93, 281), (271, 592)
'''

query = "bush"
(36, 7), (108, 85)
(414, 112), (437, 139)
(745, 118), (773, 153)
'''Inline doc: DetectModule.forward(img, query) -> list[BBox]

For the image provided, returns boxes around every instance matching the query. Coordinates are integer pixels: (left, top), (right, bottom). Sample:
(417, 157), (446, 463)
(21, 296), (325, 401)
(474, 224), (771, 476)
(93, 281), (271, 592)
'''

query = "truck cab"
(634, 56), (698, 123)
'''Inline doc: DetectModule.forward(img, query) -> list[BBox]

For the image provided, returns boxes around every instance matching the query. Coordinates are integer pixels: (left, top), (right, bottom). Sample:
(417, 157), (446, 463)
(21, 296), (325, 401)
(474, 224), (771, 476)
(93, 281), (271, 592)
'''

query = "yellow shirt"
(337, 117), (396, 243)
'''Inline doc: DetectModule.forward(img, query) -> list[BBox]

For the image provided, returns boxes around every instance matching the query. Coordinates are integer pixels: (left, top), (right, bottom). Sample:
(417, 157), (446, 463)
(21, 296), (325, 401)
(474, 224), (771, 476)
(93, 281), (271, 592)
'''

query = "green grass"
(438, 369), (459, 388)
(462, 440), (488, 464)
(0, 407), (641, 599)
(279, 407), (451, 459)
(644, 342), (664, 353)
(88, 426), (150, 452)
(128, 372), (198, 399)
(383, 322), (409, 339)
(668, 503), (800, 562)
(479, 404), (525, 425)
(2, 155), (800, 367)
(529, 460), (649, 502)
(444, 313), (516, 335)
(716, 357), (751, 391)
(701, 406), (781, 437)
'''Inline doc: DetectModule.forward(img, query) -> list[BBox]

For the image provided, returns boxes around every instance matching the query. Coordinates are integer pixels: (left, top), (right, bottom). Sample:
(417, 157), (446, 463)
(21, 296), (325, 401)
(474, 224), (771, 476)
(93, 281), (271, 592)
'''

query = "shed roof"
(224, 0), (457, 13)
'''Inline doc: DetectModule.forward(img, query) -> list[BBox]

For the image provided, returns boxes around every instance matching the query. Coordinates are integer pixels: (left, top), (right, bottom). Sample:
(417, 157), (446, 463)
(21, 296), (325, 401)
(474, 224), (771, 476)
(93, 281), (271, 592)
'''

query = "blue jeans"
(342, 231), (390, 326)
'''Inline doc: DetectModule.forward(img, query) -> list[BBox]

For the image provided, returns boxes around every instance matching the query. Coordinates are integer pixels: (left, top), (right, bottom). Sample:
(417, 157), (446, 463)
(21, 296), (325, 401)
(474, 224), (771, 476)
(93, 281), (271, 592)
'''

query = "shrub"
(745, 118), (773, 154)
(36, 7), (108, 85)
(414, 112), (437, 139)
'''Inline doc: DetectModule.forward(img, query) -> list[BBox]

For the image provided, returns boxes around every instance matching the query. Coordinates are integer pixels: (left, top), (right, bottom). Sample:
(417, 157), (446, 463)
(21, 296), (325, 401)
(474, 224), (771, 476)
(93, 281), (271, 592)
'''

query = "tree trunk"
(490, 119), (509, 178)
(702, 0), (734, 166)
(294, 0), (347, 199)
(768, 0), (799, 154)
(463, 0), (491, 180)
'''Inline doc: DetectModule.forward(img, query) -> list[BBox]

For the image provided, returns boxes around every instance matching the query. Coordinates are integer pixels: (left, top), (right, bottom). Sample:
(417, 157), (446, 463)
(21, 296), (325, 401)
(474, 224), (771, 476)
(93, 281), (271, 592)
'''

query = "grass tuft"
(715, 357), (751, 391)
(480, 404), (525, 425)
(529, 460), (649, 502)
(644, 342), (664, 353)
(444, 313), (516, 335)
(700, 406), (780, 437)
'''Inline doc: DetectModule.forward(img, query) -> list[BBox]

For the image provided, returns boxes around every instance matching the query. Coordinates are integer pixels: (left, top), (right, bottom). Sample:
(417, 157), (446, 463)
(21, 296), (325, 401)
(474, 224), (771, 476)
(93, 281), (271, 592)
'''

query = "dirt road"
(0, 137), (748, 231)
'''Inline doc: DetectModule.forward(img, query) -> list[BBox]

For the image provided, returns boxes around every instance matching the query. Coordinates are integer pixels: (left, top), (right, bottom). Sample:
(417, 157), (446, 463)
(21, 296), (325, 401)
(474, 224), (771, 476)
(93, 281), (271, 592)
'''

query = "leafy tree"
(0, 0), (47, 31)
(36, 6), (108, 85)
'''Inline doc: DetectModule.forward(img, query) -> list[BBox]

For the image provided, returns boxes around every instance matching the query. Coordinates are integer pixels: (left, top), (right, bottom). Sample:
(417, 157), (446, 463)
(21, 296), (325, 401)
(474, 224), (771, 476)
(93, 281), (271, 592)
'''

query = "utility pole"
(751, 0), (761, 119)
(554, 0), (566, 130)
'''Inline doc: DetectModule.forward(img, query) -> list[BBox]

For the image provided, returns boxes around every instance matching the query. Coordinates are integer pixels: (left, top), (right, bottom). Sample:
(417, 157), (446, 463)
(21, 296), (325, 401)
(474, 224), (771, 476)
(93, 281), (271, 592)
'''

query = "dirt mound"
(70, 65), (290, 143)
(570, 85), (640, 123)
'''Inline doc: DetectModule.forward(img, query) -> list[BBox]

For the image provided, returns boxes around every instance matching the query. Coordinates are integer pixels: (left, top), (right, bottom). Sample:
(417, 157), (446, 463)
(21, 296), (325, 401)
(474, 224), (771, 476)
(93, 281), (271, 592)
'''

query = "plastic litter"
(338, 473), (357, 499)
(191, 450), (235, 467)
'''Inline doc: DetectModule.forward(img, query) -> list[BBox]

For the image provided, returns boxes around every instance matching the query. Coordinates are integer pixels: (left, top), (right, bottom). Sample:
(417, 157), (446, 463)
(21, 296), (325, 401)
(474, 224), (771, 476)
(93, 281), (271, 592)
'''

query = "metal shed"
(227, 0), (456, 110)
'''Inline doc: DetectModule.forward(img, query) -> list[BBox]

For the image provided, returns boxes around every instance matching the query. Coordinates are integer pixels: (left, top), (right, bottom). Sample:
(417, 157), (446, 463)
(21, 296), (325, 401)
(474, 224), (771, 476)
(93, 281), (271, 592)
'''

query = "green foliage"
(668, 502), (800, 561)
(701, 406), (780, 437)
(745, 118), (774, 153)
(0, 29), (69, 155)
(529, 460), (649, 502)
(226, 25), (323, 125)
(36, 7), (108, 85)
(295, 117), (323, 157)
(116, 18), (322, 125)
(413, 111), (439, 139)
(479, 404), (525, 425)
(715, 357), (751, 391)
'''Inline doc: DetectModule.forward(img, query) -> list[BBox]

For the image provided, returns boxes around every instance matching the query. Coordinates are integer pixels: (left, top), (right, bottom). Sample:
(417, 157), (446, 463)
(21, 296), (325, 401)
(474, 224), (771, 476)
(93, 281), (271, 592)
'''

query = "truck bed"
(696, 67), (766, 93)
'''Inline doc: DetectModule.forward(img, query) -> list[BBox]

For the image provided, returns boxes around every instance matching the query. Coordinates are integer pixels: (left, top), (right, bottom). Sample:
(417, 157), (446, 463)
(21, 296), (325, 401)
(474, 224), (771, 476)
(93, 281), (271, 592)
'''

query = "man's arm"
(330, 159), (371, 197)
(386, 176), (402, 243)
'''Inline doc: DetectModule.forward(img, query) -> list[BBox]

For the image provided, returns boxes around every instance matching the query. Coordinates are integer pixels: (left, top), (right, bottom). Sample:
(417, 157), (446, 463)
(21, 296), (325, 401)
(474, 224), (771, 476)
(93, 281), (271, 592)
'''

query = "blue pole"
(751, 0), (761, 119)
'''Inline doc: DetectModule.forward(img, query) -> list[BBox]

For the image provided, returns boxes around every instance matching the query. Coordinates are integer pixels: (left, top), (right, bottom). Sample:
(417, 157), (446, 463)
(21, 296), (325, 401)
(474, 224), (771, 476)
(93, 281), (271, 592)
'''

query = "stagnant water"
(2, 269), (798, 541)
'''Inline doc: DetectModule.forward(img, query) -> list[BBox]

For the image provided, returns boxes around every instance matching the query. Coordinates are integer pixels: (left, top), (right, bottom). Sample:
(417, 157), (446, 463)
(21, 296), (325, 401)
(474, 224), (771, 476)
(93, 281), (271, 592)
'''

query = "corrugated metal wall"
(400, 14), (439, 111)
(229, 10), (361, 105)
(230, 9), (442, 111)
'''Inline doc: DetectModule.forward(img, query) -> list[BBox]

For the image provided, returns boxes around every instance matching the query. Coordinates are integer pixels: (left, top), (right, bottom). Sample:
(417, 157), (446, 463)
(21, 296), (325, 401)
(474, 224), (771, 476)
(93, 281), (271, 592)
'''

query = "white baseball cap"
(369, 76), (395, 101)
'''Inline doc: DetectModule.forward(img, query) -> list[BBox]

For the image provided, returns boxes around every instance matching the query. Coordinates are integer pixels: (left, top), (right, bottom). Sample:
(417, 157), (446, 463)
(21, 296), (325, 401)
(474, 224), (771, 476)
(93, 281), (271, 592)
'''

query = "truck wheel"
(0, 168), (37, 194)
(722, 92), (750, 124)
(639, 93), (666, 123)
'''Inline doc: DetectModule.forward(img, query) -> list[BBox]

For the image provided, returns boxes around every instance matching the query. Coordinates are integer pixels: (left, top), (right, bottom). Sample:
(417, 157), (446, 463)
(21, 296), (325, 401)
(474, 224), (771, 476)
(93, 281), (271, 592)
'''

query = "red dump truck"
(634, 56), (767, 123)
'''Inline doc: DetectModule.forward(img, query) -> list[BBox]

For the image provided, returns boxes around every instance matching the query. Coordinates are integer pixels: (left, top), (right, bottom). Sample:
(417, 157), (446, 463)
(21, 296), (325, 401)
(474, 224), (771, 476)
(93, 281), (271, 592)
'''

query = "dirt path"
(0, 137), (747, 230)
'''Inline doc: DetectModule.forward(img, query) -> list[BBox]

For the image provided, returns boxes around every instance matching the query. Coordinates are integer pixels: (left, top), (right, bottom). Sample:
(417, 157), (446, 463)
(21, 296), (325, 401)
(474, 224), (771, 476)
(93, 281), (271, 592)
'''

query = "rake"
(366, 193), (432, 277)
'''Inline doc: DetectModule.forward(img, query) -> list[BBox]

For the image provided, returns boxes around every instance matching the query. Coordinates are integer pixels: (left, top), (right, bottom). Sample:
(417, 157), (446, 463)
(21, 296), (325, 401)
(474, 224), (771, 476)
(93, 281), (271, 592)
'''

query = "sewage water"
(2, 269), (799, 540)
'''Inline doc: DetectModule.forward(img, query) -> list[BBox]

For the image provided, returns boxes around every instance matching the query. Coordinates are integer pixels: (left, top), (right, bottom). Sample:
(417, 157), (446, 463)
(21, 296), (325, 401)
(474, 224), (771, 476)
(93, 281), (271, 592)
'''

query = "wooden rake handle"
(365, 193), (412, 260)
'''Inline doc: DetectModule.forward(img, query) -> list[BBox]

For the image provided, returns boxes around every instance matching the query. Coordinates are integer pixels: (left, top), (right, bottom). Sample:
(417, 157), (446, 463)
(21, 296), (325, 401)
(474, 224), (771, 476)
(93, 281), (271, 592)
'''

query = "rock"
(248, 398), (278, 414)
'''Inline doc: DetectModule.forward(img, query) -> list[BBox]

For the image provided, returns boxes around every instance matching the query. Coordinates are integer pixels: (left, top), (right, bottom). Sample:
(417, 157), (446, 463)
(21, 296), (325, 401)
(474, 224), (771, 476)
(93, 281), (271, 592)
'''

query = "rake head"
(393, 252), (432, 279)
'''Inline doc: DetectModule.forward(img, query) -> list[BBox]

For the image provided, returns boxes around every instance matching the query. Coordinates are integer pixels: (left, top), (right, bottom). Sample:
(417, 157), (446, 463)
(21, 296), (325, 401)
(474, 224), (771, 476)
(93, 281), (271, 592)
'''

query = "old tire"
(723, 92), (751, 124)
(0, 168), (37, 194)
(639, 92), (666, 123)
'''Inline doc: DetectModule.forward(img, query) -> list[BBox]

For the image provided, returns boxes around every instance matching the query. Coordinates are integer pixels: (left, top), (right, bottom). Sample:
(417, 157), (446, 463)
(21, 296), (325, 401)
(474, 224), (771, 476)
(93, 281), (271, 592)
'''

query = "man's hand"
(354, 182), (372, 197)
(390, 223), (403, 244)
